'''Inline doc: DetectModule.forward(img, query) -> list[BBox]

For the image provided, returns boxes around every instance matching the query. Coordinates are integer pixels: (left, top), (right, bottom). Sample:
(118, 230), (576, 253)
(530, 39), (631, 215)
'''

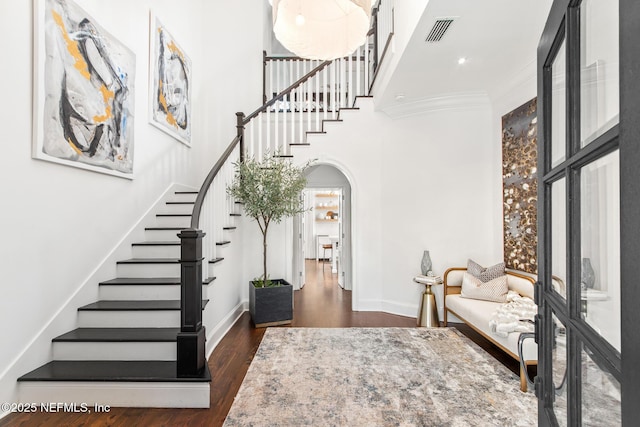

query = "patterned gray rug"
(223, 328), (537, 426)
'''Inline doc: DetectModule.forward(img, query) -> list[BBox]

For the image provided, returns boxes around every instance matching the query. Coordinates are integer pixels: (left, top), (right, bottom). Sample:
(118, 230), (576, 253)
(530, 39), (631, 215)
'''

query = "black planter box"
(249, 279), (293, 327)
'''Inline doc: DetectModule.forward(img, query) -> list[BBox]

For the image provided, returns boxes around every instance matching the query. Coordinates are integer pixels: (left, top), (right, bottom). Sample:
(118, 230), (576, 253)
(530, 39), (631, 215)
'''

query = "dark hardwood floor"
(1, 260), (520, 426)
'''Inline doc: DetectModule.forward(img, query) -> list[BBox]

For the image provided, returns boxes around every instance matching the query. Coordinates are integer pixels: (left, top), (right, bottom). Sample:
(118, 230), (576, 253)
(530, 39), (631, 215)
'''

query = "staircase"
(17, 189), (242, 408)
(15, 0), (394, 408)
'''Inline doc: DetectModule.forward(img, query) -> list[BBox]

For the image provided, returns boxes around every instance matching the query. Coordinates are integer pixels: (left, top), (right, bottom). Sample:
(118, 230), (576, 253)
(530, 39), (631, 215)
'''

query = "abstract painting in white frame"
(149, 13), (192, 146)
(32, 0), (136, 179)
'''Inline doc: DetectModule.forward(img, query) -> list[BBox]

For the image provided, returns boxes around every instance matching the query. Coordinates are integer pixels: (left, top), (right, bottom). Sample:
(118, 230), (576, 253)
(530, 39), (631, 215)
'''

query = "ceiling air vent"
(425, 18), (455, 42)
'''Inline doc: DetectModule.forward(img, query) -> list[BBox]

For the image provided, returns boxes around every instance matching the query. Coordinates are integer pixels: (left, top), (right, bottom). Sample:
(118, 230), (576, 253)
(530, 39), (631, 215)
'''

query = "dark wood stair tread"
(290, 142), (311, 146)
(18, 361), (210, 382)
(145, 227), (186, 231)
(223, 226), (237, 230)
(216, 241), (231, 246)
(78, 300), (208, 311)
(174, 191), (198, 194)
(53, 328), (180, 342)
(117, 258), (180, 264)
(100, 277), (214, 286)
(229, 213), (241, 217)
(156, 214), (191, 217)
(209, 257), (224, 264)
(166, 201), (194, 205)
(132, 241), (179, 246)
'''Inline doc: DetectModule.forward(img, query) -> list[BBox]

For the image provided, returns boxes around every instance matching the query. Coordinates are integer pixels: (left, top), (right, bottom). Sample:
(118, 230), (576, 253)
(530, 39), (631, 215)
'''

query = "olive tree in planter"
(227, 153), (311, 327)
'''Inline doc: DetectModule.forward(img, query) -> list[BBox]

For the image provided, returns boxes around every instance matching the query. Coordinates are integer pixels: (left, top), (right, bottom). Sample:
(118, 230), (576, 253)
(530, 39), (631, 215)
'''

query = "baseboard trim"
(380, 300), (419, 319)
(206, 302), (248, 358)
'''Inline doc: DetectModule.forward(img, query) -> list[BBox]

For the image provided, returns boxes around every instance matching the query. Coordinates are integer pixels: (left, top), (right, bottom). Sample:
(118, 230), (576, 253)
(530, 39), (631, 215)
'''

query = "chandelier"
(272, 0), (372, 60)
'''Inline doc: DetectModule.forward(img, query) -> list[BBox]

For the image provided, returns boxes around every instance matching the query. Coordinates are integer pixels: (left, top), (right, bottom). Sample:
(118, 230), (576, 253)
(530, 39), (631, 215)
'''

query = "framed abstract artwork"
(149, 14), (192, 146)
(32, 0), (136, 179)
(502, 98), (538, 274)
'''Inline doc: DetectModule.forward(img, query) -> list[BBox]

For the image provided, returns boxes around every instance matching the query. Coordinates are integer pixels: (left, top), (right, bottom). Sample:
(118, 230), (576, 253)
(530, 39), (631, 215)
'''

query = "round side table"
(413, 275), (442, 327)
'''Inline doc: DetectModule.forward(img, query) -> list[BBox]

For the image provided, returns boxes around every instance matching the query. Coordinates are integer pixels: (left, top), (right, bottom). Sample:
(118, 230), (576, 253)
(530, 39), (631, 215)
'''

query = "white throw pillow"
(460, 272), (508, 303)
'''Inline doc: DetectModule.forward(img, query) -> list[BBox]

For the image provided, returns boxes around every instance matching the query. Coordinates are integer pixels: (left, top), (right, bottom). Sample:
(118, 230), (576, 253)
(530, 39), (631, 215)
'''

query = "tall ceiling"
(376, 0), (553, 113)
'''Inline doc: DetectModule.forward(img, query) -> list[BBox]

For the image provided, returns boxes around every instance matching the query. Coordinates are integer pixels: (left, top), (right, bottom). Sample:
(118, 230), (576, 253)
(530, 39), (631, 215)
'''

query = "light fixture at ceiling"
(272, 0), (372, 60)
(457, 57), (467, 65)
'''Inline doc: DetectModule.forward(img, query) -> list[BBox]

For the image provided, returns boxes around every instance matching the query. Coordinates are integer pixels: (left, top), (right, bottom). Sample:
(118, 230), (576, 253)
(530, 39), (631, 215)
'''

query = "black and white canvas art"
(149, 14), (192, 146)
(33, 0), (136, 178)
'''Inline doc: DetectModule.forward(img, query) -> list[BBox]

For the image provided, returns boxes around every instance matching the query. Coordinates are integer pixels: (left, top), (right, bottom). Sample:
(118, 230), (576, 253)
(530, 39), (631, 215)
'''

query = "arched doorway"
(292, 164), (352, 292)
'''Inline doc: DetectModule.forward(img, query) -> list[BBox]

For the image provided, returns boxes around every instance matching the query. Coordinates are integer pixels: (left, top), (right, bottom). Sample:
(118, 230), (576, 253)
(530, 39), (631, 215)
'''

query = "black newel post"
(237, 112), (245, 162)
(177, 228), (206, 377)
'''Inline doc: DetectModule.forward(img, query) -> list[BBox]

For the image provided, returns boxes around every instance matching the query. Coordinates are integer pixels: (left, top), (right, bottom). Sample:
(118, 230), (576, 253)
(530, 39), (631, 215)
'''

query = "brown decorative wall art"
(502, 98), (538, 274)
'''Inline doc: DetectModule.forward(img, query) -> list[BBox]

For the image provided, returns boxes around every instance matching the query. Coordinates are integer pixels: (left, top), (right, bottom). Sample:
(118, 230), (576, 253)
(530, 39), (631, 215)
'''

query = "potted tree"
(227, 152), (311, 327)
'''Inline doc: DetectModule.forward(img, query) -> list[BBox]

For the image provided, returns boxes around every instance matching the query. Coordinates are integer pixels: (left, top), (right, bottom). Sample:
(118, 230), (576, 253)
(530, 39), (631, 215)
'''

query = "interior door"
(536, 0), (639, 424)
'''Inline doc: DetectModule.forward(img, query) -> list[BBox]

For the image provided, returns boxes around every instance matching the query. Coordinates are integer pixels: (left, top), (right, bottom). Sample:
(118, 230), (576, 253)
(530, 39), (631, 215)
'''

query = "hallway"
(292, 259), (416, 327)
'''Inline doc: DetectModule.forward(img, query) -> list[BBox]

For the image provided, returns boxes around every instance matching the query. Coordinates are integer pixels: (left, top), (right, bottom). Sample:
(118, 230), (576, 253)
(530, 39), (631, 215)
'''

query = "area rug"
(223, 328), (537, 426)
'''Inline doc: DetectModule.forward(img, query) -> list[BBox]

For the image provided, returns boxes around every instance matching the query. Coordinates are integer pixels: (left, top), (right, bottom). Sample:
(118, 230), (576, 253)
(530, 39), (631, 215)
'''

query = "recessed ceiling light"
(458, 57), (467, 65)
(395, 93), (406, 102)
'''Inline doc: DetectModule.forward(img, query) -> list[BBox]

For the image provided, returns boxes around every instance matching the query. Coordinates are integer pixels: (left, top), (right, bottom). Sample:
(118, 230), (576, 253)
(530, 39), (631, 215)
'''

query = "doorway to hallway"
(292, 164), (353, 292)
(291, 260), (413, 327)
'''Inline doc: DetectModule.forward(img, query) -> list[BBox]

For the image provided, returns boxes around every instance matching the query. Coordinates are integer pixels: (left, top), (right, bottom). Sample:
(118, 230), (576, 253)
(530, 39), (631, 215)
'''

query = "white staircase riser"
(19, 382), (210, 408)
(145, 229), (184, 242)
(78, 311), (180, 328)
(161, 204), (194, 215)
(53, 342), (175, 361)
(117, 263), (181, 278)
(100, 285), (184, 300)
(208, 264), (223, 277)
(168, 193), (198, 203)
(132, 245), (180, 258)
(155, 216), (192, 228)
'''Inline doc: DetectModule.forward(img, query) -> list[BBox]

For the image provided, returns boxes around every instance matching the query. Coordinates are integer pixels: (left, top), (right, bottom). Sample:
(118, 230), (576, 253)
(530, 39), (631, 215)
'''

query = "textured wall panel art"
(33, 0), (136, 178)
(502, 98), (537, 274)
(149, 14), (192, 146)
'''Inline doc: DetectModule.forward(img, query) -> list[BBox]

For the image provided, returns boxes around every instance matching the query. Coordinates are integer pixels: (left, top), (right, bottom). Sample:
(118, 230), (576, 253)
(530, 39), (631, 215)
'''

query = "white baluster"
(364, 41), (369, 93)
(307, 61), (312, 131)
(340, 58), (346, 109)
(348, 53), (353, 107)
(331, 60), (337, 119)
(315, 60), (320, 130)
(289, 60), (294, 155)
(258, 111), (263, 159)
(298, 60), (303, 143)
(356, 46), (362, 97)
(323, 62), (328, 120)
(248, 120), (254, 160)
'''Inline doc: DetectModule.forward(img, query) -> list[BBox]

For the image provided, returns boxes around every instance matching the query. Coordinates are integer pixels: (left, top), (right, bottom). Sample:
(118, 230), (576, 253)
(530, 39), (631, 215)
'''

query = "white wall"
(370, 0), (431, 99)
(0, 0), (262, 407)
(249, 96), (501, 318)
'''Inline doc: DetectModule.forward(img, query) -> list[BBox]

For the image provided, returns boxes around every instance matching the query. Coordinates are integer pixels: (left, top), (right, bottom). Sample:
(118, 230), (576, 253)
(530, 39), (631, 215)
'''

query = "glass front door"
(535, 0), (639, 424)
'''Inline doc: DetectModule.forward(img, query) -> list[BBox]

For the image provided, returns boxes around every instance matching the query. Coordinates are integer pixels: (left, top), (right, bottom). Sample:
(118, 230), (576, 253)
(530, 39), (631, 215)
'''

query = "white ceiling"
(376, 0), (553, 113)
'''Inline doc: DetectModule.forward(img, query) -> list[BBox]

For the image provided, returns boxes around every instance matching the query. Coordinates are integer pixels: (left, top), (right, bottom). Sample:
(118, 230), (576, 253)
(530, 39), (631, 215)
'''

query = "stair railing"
(249, 46), (373, 160)
(177, 59), (333, 377)
(177, 2), (395, 377)
(369, 0), (394, 91)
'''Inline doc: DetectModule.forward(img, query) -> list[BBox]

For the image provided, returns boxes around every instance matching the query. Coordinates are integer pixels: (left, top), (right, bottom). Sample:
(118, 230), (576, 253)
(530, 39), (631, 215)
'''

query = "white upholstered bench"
(442, 267), (537, 392)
